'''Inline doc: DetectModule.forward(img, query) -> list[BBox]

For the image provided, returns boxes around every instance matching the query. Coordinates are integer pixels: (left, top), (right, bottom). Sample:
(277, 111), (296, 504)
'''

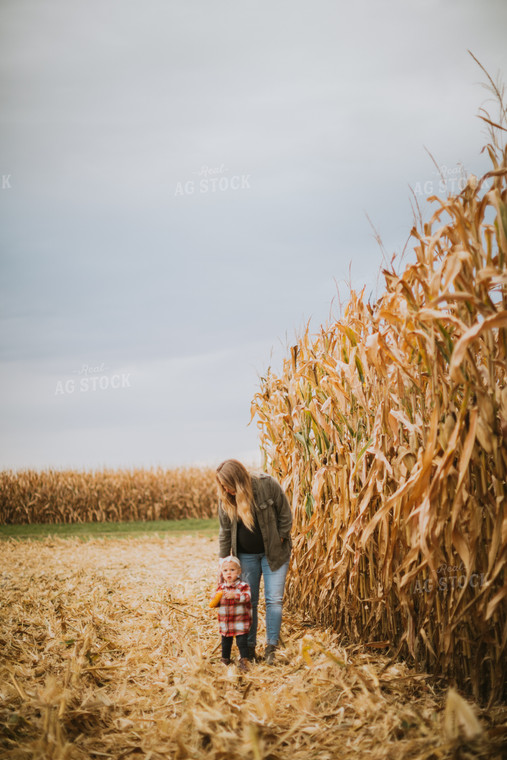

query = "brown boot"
(247, 645), (258, 662)
(264, 644), (276, 665)
(221, 657), (231, 665)
(238, 658), (249, 673)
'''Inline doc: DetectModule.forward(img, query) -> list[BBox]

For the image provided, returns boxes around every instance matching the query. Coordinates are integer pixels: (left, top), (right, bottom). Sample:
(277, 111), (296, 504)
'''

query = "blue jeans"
(238, 553), (289, 647)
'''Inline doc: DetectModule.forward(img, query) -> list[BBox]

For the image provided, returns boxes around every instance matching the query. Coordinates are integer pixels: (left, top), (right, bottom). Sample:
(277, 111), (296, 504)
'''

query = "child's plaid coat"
(215, 579), (252, 637)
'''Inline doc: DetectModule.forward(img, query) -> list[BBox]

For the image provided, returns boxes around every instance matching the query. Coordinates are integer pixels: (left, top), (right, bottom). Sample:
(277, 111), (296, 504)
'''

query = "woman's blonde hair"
(216, 459), (255, 531)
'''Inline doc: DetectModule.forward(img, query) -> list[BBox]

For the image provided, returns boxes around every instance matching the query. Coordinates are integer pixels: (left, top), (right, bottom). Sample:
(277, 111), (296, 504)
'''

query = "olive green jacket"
(218, 473), (292, 572)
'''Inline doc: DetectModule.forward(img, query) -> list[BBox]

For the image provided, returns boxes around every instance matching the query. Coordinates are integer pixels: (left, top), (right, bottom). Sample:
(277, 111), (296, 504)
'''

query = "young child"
(210, 555), (252, 672)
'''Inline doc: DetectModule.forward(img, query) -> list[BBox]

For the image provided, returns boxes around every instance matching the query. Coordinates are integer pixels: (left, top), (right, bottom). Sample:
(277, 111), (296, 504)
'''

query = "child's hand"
(223, 590), (236, 600)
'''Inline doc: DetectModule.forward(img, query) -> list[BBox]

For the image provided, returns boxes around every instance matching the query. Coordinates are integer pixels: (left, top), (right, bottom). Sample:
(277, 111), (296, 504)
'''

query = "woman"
(216, 459), (292, 664)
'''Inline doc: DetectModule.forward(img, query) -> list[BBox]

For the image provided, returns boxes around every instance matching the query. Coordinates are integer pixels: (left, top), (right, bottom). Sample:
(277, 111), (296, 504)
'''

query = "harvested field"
(1, 536), (505, 760)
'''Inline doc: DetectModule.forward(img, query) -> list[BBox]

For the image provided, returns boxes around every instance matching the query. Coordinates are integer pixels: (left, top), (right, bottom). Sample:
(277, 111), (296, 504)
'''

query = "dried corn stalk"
(252, 136), (507, 703)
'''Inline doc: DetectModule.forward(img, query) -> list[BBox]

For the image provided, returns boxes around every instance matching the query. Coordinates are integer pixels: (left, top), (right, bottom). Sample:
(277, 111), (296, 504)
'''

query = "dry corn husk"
(443, 687), (483, 741)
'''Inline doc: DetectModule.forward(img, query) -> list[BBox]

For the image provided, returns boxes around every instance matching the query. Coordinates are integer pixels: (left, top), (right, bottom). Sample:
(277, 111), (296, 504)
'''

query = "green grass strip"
(0, 517), (219, 541)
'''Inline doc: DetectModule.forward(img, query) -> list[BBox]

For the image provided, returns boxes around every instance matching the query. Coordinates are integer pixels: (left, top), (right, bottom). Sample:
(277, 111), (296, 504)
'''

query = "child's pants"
(221, 633), (249, 659)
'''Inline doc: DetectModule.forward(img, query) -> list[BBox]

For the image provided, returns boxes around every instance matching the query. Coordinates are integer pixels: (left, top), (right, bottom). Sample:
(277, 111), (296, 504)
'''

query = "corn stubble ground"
(1, 536), (505, 760)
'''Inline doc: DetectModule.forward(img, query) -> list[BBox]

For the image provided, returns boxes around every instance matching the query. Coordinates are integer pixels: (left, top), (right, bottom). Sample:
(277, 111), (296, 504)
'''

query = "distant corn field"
(252, 137), (507, 703)
(0, 467), (218, 524)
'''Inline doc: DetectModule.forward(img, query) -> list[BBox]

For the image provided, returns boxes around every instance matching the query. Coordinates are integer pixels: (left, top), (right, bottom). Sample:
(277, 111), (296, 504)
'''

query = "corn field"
(251, 137), (507, 703)
(0, 468), (218, 524)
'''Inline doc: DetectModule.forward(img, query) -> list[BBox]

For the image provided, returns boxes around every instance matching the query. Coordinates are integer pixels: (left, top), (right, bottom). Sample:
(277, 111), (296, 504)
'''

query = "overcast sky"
(1, 0), (506, 472)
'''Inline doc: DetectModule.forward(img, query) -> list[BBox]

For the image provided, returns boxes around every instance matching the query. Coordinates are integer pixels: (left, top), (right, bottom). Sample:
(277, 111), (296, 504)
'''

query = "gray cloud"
(1, 0), (506, 469)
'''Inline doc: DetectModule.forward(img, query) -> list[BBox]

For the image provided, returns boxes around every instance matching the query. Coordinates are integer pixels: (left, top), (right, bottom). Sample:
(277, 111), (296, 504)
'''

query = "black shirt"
(237, 516), (265, 554)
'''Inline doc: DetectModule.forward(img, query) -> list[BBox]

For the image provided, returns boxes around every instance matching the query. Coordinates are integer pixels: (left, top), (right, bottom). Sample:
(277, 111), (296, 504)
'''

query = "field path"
(1, 535), (504, 759)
